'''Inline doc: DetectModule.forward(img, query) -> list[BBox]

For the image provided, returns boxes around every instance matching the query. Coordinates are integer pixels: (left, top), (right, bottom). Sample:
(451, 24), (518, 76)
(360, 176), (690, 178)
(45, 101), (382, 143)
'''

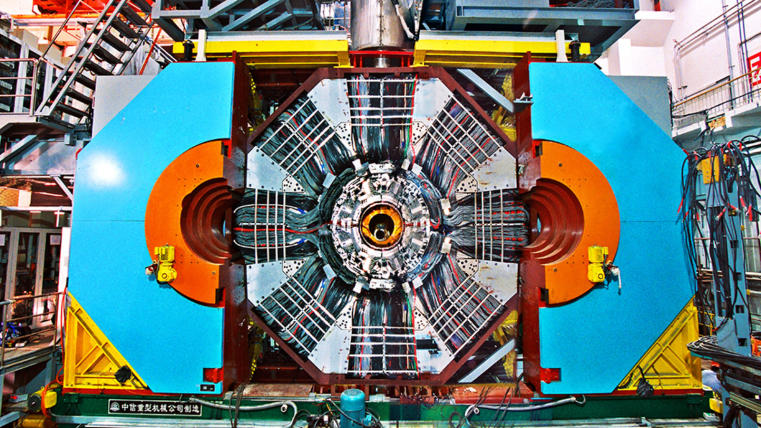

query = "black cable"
(487, 383), (510, 428)
(495, 373), (524, 427)
(688, 336), (761, 370)
(448, 411), (465, 428)
(231, 384), (245, 428)
(680, 138), (760, 334)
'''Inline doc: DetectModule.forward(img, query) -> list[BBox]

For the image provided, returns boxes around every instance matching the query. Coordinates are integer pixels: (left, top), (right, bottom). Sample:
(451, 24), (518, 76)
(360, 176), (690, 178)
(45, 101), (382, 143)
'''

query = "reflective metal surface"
(350, 0), (411, 50)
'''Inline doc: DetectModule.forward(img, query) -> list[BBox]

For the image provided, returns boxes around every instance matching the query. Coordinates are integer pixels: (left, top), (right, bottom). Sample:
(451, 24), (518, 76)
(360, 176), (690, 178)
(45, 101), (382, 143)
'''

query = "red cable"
(139, 27), (162, 75)
(282, 111), (334, 175)
(233, 225), (324, 234)
(447, 170), (459, 198)
(448, 254), (492, 315)
(292, 277), (332, 336)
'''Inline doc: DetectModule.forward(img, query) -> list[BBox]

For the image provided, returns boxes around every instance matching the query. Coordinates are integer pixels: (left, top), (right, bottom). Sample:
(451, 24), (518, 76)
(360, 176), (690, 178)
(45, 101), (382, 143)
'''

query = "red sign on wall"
(749, 51), (761, 87)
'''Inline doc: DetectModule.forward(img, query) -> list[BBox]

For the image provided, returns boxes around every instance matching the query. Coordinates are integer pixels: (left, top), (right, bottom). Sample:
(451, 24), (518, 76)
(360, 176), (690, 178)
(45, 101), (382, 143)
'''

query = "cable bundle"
(348, 289), (418, 377)
(347, 75), (417, 167)
(688, 335), (761, 370)
(445, 189), (528, 263)
(255, 97), (354, 196)
(416, 256), (502, 354)
(256, 256), (354, 357)
(679, 136), (761, 330)
(233, 188), (321, 263)
(413, 96), (502, 195)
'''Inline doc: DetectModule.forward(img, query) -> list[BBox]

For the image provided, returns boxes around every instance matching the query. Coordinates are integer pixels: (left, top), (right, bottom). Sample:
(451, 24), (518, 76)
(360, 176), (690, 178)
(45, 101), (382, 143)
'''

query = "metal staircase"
(35, 0), (171, 127)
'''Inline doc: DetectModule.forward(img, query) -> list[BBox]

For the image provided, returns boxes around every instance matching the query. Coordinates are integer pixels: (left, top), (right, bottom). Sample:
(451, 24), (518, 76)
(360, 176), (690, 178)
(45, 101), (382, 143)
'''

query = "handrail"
(0, 53), (73, 119)
(673, 68), (756, 109)
(7, 311), (57, 323)
(35, 0), (123, 117)
(12, 291), (63, 301)
(0, 58), (39, 114)
(0, 58), (39, 63)
(40, 0), (89, 59)
(673, 0), (748, 48)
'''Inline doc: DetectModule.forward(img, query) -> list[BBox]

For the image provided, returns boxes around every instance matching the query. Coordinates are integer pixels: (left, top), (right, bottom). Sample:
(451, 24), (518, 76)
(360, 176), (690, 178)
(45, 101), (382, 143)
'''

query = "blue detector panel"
(69, 62), (235, 394)
(529, 62), (692, 394)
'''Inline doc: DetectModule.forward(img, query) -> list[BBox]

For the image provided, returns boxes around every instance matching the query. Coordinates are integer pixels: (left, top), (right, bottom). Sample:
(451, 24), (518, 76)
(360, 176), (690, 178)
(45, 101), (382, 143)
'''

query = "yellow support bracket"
(412, 37), (591, 68)
(493, 310), (518, 379)
(617, 299), (702, 392)
(64, 294), (149, 390)
(490, 72), (516, 141)
(173, 38), (351, 68)
(413, 38), (591, 68)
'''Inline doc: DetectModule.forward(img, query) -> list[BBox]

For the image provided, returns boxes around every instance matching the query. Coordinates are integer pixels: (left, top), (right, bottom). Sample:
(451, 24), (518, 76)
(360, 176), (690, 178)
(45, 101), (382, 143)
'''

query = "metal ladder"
(35, 0), (168, 127)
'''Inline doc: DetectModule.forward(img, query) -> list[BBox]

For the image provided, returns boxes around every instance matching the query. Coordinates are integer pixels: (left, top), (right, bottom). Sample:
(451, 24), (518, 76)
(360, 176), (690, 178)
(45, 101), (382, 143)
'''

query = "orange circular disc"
(522, 141), (620, 304)
(144, 140), (237, 306)
(360, 203), (404, 249)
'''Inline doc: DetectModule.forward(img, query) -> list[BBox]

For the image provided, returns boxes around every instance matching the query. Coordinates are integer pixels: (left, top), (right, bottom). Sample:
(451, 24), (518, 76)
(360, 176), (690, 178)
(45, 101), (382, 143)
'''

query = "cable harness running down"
(236, 69), (526, 381)
(679, 137), (761, 333)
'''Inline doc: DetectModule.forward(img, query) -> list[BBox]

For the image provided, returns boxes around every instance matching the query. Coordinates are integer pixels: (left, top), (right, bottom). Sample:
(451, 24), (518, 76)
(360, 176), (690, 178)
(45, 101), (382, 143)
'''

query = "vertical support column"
(42, 61), (55, 104)
(32, 231), (47, 329)
(6, 230), (19, 301)
(15, 46), (30, 114)
(720, 0), (735, 109)
(57, 227), (71, 343)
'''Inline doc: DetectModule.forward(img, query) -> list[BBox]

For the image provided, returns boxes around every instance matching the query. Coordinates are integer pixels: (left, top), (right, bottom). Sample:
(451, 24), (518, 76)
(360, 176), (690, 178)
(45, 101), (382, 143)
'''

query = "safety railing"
(0, 58), (39, 115)
(39, 0), (108, 59)
(0, 291), (63, 372)
(672, 69), (761, 129)
(0, 55), (91, 128)
(0, 58), (71, 116)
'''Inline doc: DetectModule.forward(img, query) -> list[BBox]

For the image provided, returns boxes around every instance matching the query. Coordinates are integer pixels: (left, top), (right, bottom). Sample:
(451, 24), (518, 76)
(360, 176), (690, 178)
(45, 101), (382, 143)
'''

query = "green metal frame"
(53, 391), (711, 426)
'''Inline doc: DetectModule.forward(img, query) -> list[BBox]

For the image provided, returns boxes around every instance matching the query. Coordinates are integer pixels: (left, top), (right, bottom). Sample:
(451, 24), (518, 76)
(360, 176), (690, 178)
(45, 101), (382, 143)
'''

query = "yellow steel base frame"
(490, 72), (516, 141)
(172, 34), (590, 69)
(616, 299), (702, 392)
(63, 294), (148, 390)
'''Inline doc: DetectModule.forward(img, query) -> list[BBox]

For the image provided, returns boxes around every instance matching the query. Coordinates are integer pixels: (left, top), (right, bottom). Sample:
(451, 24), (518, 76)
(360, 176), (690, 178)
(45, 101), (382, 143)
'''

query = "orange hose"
(139, 27), (162, 75)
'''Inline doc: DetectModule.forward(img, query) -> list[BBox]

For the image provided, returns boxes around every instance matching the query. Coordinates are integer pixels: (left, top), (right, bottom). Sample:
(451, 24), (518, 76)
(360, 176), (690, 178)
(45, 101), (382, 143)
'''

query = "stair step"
(91, 44), (122, 64)
(65, 87), (92, 105)
(74, 73), (96, 90)
(82, 60), (112, 76)
(99, 31), (131, 52)
(131, 0), (152, 13)
(120, 6), (148, 27)
(111, 18), (139, 39)
(56, 102), (89, 118)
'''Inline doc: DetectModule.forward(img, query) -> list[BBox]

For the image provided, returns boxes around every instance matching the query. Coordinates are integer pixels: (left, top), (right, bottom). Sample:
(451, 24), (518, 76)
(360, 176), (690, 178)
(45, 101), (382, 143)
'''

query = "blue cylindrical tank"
(339, 389), (366, 428)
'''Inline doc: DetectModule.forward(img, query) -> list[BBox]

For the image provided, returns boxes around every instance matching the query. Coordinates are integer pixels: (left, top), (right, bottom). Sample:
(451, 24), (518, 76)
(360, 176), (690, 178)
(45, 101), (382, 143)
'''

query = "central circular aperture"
(360, 203), (403, 249)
